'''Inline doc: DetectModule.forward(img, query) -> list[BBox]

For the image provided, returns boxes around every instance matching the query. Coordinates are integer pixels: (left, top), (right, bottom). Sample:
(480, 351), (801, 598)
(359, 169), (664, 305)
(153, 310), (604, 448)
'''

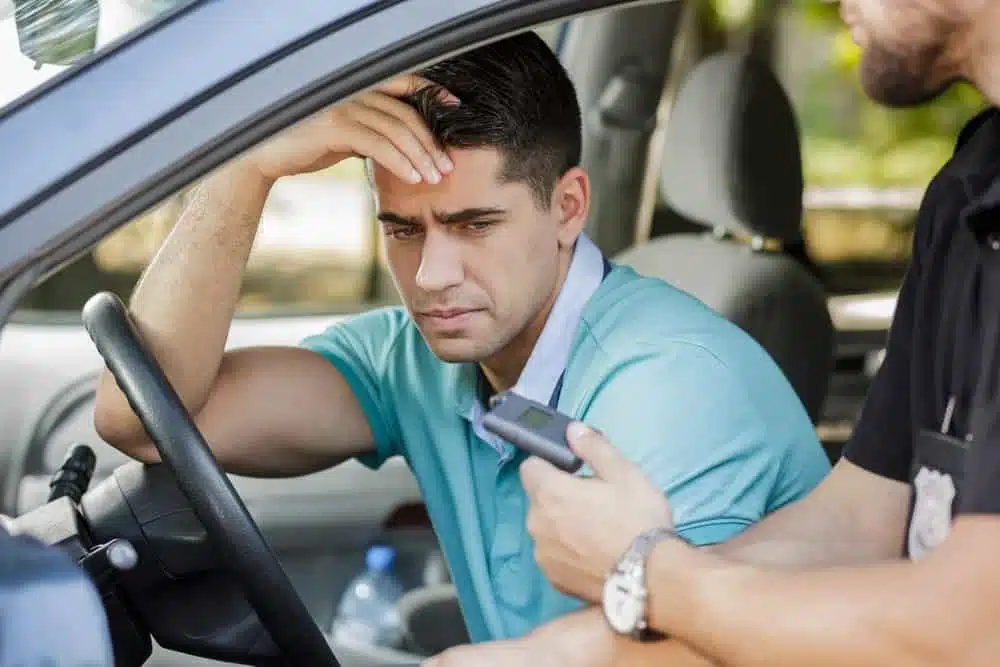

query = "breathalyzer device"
(483, 390), (583, 473)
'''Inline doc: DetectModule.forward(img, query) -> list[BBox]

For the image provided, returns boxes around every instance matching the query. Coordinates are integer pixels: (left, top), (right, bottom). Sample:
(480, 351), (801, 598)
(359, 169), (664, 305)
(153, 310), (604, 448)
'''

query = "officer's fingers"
(566, 422), (641, 484)
(519, 456), (562, 498)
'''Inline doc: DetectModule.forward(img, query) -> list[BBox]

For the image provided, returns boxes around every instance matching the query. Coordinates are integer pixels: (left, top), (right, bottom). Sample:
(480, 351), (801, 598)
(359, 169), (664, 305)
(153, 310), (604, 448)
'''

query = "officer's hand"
(521, 423), (673, 602)
(241, 74), (456, 185)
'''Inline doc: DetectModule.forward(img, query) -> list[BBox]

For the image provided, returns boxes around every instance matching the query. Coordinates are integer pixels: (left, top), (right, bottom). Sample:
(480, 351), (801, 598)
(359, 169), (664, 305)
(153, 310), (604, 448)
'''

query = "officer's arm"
(706, 456), (911, 566)
(615, 514), (1000, 667)
(491, 520), (1000, 667)
(513, 460), (914, 667)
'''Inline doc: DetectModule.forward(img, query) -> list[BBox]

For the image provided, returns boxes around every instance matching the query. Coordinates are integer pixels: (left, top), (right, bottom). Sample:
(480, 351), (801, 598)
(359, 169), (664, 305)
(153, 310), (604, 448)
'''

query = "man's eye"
(462, 220), (495, 232)
(386, 226), (422, 240)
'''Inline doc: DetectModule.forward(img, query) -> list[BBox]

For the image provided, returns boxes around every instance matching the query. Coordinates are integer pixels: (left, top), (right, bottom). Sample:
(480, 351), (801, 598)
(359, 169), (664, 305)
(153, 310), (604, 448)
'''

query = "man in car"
(93, 31), (829, 644)
(423, 1), (1000, 665)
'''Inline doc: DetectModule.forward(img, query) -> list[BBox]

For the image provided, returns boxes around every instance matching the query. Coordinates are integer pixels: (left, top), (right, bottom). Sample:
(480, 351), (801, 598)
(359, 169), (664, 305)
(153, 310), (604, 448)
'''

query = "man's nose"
(415, 229), (464, 293)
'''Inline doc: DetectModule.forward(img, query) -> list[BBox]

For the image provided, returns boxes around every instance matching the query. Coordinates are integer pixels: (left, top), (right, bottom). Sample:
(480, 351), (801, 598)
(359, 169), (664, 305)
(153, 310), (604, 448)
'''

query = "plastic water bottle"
(331, 545), (405, 648)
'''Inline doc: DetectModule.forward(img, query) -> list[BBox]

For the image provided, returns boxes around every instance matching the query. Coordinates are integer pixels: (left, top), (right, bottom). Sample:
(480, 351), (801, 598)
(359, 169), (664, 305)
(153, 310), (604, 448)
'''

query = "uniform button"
(988, 232), (1000, 250)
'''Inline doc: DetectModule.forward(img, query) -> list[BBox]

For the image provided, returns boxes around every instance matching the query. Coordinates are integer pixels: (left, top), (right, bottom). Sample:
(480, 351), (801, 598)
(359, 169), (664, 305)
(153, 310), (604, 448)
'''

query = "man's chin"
(415, 329), (491, 363)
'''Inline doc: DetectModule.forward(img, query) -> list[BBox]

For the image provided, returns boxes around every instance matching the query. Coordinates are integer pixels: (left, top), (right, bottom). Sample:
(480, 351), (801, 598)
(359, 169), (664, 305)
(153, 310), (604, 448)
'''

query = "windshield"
(0, 0), (192, 110)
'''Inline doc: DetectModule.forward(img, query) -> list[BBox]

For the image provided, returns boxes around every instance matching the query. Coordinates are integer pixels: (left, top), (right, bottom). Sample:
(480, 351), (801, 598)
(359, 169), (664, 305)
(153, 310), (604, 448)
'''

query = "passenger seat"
(615, 51), (834, 423)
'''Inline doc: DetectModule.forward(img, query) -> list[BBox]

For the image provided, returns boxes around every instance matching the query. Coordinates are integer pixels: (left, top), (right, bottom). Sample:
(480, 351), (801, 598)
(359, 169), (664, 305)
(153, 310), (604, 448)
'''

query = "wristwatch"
(601, 526), (683, 641)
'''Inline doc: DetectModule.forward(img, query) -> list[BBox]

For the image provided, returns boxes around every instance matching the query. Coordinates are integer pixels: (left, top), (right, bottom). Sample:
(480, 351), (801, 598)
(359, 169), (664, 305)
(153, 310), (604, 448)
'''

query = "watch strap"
(614, 525), (683, 642)
(619, 526), (677, 569)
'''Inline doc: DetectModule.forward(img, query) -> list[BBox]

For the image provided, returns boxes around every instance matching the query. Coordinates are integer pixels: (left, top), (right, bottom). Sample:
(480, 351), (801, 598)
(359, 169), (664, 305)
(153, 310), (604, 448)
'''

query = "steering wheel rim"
(81, 291), (340, 667)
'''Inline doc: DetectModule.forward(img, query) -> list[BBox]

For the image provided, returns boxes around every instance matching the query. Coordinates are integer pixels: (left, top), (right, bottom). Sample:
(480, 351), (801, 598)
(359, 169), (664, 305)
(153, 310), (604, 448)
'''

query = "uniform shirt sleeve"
(579, 342), (828, 546)
(841, 177), (938, 483)
(299, 307), (408, 470)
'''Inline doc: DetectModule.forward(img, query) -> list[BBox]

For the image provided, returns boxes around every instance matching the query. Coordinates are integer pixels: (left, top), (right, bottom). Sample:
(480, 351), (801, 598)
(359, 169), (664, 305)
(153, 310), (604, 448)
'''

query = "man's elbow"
(93, 372), (157, 462)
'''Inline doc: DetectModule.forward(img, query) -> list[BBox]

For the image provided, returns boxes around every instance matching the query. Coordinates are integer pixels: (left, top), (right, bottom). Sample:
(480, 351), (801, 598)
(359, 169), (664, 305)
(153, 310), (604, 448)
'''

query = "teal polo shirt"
(300, 238), (830, 643)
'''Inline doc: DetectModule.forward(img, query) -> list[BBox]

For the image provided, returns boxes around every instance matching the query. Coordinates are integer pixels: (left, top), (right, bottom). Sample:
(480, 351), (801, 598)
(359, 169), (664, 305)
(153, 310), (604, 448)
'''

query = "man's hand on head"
(520, 423), (674, 602)
(237, 74), (458, 186)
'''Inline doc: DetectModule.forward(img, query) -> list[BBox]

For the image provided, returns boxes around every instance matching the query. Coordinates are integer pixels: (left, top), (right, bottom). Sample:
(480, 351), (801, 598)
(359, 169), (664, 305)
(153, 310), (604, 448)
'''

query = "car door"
(0, 0), (654, 664)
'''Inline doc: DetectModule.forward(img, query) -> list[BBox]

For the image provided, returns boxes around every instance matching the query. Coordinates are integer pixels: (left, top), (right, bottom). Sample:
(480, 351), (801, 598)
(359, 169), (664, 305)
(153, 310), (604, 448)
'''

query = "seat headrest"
(660, 52), (804, 243)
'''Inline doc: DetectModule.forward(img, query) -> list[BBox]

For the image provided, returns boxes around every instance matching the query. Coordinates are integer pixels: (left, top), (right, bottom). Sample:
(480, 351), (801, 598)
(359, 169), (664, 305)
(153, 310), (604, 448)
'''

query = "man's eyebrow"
(437, 207), (508, 224)
(377, 208), (508, 226)
(377, 212), (422, 226)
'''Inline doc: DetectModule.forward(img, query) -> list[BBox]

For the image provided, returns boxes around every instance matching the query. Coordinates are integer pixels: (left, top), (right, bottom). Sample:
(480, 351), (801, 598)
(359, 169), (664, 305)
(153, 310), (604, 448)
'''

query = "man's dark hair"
(405, 31), (582, 208)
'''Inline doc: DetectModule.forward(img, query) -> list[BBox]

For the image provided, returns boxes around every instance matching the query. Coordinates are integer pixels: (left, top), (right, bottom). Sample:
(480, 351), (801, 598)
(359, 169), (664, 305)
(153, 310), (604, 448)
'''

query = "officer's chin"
(859, 48), (955, 108)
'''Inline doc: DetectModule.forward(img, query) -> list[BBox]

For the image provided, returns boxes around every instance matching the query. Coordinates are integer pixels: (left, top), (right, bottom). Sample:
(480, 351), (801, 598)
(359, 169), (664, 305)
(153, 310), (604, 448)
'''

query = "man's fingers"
(336, 121), (422, 184)
(358, 92), (454, 174)
(374, 74), (434, 98)
(566, 422), (640, 484)
(376, 74), (461, 105)
(344, 102), (442, 182)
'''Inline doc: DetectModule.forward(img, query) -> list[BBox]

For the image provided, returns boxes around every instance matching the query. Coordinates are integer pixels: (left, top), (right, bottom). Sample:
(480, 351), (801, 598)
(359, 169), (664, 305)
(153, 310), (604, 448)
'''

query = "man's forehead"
(369, 146), (504, 182)
(370, 147), (528, 213)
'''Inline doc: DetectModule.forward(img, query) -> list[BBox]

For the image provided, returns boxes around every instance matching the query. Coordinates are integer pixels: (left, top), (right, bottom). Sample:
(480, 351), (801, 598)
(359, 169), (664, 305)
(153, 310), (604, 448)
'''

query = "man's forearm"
(94, 164), (273, 446)
(643, 519), (999, 667)
(531, 607), (717, 667)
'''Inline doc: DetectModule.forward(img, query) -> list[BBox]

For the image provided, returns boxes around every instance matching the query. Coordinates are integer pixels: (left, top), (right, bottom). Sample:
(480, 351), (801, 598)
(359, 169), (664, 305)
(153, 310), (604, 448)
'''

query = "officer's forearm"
(706, 461), (910, 568)
(645, 517), (1000, 667)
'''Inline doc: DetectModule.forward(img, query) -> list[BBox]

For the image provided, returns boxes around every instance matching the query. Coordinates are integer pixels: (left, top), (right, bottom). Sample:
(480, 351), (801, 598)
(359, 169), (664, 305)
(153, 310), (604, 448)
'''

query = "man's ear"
(552, 166), (590, 248)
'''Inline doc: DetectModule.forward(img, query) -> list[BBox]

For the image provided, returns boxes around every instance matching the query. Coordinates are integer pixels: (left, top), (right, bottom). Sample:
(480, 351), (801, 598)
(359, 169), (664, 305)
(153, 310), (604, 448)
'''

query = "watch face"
(602, 573), (645, 634)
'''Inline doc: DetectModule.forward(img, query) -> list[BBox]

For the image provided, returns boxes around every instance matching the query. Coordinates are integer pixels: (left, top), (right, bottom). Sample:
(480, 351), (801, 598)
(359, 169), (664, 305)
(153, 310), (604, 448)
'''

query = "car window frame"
(0, 0), (648, 294)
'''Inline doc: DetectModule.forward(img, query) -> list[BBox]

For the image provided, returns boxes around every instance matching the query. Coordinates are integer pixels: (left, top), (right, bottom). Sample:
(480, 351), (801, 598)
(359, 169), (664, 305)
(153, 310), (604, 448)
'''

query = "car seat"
(614, 51), (834, 423)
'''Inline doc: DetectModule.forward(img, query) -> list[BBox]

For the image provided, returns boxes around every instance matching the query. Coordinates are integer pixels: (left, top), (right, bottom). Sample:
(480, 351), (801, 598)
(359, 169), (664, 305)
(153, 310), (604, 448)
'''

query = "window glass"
(18, 159), (387, 317)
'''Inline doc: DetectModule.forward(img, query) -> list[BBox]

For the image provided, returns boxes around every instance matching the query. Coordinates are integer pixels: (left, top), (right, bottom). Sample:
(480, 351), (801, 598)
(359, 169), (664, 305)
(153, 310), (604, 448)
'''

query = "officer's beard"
(859, 39), (956, 108)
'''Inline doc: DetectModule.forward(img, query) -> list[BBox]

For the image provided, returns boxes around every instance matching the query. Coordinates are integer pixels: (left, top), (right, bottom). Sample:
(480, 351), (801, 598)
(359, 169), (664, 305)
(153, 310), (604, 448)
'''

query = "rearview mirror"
(12, 0), (100, 68)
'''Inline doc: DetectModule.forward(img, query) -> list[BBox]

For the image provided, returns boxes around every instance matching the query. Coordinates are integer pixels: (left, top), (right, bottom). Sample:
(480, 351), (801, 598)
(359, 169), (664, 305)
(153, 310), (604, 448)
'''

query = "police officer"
(424, 0), (1000, 665)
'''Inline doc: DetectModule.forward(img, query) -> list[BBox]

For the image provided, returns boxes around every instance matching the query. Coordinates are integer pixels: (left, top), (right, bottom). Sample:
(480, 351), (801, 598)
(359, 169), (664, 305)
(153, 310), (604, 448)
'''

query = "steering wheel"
(81, 291), (341, 667)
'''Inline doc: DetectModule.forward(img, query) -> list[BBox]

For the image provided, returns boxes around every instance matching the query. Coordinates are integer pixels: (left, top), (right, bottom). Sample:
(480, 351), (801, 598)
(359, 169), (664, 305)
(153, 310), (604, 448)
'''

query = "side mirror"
(12, 0), (100, 69)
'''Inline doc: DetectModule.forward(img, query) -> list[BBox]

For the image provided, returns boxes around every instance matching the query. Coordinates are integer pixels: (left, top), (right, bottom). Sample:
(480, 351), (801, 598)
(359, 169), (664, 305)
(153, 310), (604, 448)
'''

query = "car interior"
(0, 0), (901, 665)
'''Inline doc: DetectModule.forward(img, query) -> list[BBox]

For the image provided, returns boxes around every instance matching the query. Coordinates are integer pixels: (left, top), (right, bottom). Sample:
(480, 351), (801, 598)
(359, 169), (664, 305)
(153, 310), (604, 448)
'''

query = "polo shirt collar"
(456, 233), (606, 441)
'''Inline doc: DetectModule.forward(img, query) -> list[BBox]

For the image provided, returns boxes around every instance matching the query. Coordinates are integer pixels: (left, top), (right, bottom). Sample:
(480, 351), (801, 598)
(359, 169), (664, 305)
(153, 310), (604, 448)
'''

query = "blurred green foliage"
(707, 0), (987, 187)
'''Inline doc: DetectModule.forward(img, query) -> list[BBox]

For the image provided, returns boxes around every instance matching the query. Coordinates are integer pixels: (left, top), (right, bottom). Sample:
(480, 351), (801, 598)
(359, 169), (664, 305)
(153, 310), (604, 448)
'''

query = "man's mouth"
(417, 308), (487, 328)
(421, 308), (478, 319)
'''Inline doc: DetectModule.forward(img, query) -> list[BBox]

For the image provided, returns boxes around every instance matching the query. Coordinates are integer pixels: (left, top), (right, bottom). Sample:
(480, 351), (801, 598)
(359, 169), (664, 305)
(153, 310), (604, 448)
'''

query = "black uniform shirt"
(843, 107), (1000, 515)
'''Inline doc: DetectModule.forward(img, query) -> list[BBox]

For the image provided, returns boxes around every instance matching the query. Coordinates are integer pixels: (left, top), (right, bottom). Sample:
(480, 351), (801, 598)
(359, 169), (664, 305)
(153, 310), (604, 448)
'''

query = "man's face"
(372, 148), (587, 367)
(840, 0), (965, 107)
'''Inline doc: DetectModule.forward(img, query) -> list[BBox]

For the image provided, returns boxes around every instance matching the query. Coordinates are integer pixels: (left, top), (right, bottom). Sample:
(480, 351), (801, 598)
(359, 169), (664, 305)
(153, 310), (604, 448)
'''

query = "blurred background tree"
(694, 0), (986, 187)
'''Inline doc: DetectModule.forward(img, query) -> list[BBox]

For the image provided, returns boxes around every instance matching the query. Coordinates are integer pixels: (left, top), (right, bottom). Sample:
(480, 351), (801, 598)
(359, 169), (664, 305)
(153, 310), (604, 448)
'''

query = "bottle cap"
(366, 545), (395, 572)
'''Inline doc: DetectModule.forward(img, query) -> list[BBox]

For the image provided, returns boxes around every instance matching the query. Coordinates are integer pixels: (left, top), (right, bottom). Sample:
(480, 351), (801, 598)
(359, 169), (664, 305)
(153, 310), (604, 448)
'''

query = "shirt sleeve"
(299, 307), (408, 470)
(578, 343), (826, 547)
(840, 176), (938, 483)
